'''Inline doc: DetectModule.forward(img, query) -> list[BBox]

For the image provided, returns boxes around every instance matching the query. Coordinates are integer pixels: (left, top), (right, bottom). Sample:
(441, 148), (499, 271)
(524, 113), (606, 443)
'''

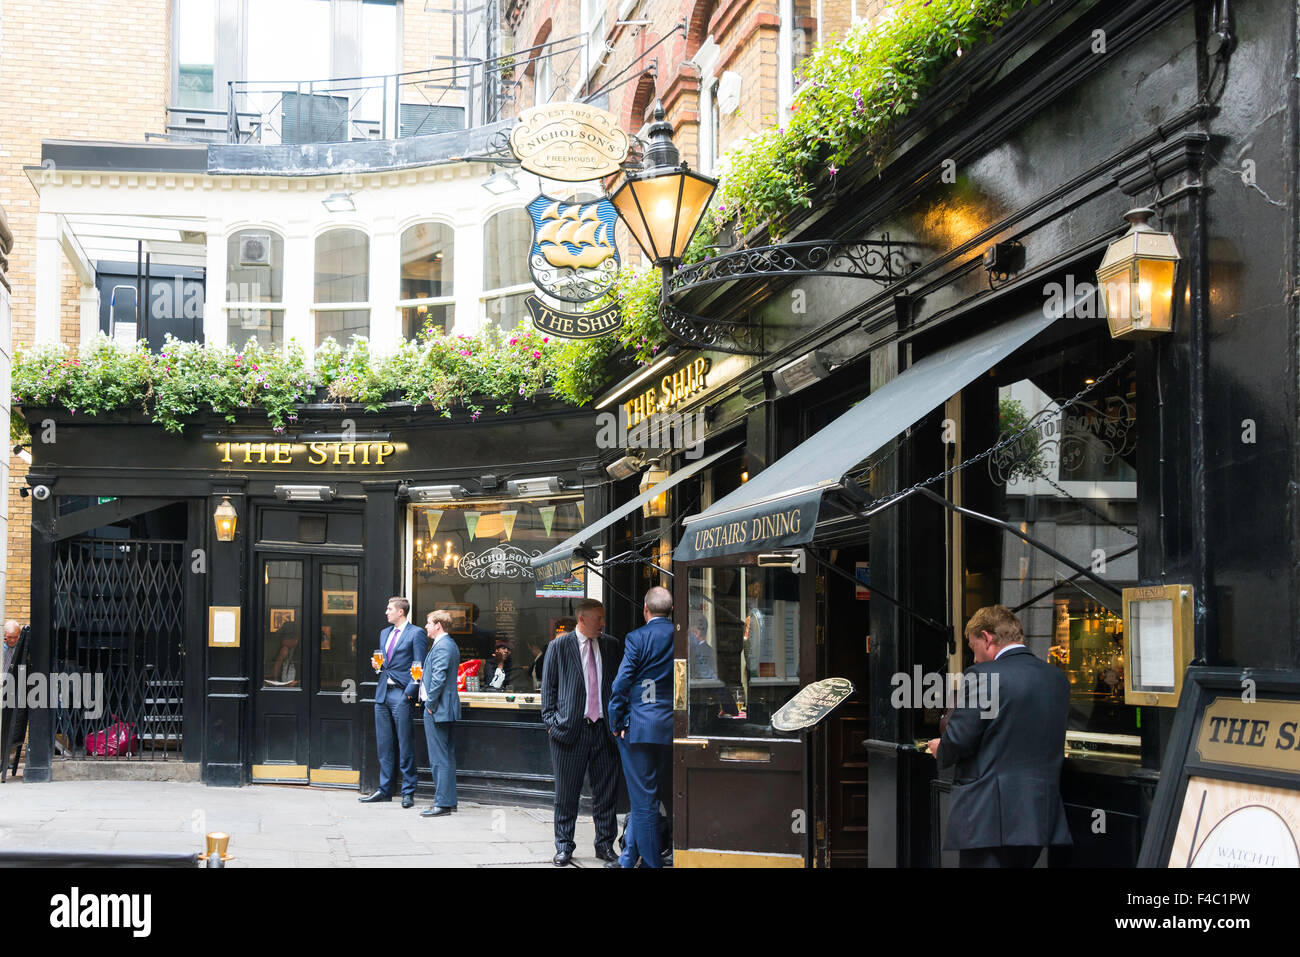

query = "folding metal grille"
(51, 539), (186, 761)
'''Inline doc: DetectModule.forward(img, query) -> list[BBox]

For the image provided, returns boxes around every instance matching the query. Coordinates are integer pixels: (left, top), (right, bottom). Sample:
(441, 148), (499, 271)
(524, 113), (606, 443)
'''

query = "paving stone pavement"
(0, 781), (616, 868)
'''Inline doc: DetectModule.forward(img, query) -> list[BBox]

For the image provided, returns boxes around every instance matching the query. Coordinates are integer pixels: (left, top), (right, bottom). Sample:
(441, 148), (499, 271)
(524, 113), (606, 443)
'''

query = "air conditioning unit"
(239, 233), (272, 266)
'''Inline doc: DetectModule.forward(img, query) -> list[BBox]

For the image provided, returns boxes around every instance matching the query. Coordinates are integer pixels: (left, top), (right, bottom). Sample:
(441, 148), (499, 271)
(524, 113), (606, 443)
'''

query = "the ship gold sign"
(524, 295), (622, 339)
(527, 195), (620, 302)
(509, 103), (630, 181)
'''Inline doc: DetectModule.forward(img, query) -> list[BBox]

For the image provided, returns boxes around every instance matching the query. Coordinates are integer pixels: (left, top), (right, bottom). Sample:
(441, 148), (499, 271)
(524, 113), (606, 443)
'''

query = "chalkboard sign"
(770, 677), (855, 733)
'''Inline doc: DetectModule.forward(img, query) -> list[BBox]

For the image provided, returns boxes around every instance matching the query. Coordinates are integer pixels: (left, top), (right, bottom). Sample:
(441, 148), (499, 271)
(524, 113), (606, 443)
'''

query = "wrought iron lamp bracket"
(665, 235), (911, 298)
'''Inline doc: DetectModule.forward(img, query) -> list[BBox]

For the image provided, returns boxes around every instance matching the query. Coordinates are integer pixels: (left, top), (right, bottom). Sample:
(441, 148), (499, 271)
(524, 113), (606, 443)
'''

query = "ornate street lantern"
(609, 102), (717, 270)
(639, 459), (671, 519)
(1096, 208), (1182, 339)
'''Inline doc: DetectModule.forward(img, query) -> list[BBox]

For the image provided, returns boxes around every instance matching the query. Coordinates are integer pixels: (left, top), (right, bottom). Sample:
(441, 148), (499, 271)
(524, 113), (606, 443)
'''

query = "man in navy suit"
(608, 586), (675, 868)
(361, 596), (427, 808)
(419, 608), (461, 817)
(928, 605), (1072, 867)
(541, 597), (623, 866)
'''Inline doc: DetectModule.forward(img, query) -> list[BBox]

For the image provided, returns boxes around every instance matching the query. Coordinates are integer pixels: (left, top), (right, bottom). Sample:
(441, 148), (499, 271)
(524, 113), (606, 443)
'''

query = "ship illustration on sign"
(527, 194), (620, 303)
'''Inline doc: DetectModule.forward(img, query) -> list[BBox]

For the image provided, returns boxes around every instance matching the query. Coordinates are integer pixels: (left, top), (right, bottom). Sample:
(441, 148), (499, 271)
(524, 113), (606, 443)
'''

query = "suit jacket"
(936, 645), (1072, 850)
(610, 617), (674, 745)
(422, 634), (461, 723)
(377, 622), (428, 698)
(541, 630), (622, 747)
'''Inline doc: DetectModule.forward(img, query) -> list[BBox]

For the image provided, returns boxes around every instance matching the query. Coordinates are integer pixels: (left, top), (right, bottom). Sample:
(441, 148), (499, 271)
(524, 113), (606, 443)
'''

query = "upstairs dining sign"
(509, 103), (630, 338)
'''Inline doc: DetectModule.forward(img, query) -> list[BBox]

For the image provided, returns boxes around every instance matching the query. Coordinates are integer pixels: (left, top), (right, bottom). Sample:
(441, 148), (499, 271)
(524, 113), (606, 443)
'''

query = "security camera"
(32, 485), (51, 501)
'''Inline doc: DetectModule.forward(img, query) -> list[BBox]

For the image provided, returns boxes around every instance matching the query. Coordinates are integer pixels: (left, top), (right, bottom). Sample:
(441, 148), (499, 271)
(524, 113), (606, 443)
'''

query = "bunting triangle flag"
(501, 510), (518, 541)
(424, 509), (444, 541)
(464, 511), (482, 541)
(576, 501), (585, 523)
(539, 505), (557, 537)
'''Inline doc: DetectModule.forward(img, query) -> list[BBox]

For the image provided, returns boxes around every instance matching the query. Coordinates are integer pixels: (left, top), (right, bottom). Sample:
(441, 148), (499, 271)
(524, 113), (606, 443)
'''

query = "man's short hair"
(644, 586), (673, 617)
(2, 620), (19, 637)
(426, 609), (452, 631)
(388, 596), (410, 616)
(574, 598), (604, 618)
(964, 605), (1024, 646)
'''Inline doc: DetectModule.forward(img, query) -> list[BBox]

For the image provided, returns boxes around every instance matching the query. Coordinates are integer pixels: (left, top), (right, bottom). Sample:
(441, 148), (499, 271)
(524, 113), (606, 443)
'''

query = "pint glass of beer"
(411, 663), (423, 681)
(372, 650), (384, 670)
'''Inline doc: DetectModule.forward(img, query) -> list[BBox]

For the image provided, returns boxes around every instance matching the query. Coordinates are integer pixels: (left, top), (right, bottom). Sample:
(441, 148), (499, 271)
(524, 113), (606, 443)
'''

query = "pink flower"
(509, 337), (518, 345)
(532, 350), (541, 359)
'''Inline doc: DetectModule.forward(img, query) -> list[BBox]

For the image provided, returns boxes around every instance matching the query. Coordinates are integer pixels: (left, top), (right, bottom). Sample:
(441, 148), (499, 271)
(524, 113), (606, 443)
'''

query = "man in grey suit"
(928, 605), (1072, 867)
(420, 609), (461, 817)
(541, 597), (623, 866)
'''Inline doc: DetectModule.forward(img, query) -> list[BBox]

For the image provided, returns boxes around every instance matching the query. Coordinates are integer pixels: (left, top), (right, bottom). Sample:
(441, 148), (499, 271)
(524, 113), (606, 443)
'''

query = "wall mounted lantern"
(213, 496), (238, 542)
(1097, 208), (1182, 339)
(639, 459), (671, 519)
(609, 101), (717, 274)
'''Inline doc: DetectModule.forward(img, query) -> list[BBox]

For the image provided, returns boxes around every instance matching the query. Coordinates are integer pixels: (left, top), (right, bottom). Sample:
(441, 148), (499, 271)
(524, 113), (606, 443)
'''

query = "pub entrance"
(251, 506), (365, 785)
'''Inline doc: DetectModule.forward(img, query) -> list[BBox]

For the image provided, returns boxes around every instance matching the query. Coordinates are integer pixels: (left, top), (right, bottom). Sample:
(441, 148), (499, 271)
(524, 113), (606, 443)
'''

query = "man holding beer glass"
(360, 597), (427, 808)
(419, 609), (461, 816)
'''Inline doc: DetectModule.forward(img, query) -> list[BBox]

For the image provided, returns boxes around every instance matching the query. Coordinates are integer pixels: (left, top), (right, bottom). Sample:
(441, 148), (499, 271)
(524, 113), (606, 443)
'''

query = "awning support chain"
(804, 549), (950, 636)
(1037, 472), (1137, 538)
(853, 352), (1135, 518)
(586, 546), (675, 579)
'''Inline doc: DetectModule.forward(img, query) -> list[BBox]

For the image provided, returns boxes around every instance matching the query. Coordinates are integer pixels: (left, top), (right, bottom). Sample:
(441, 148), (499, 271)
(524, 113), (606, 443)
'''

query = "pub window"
(314, 227), (371, 348)
(959, 330), (1140, 759)
(399, 221), (455, 339)
(482, 208), (532, 333)
(408, 497), (586, 691)
(226, 228), (285, 351)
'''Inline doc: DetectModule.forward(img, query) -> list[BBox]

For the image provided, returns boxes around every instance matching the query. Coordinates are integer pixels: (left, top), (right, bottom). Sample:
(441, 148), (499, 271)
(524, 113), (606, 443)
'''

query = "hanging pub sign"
(524, 295), (622, 339)
(527, 195), (620, 302)
(509, 103), (630, 181)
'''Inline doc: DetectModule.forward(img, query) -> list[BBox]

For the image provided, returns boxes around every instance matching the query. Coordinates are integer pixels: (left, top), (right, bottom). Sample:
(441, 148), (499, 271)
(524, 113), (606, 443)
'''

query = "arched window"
(399, 222), (455, 339)
(482, 209), (532, 333)
(314, 227), (370, 347)
(226, 228), (285, 350)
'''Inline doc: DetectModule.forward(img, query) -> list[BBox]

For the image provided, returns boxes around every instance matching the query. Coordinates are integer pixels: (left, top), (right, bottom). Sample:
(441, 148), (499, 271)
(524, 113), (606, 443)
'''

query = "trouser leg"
(549, 734), (585, 855)
(394, 691), (417, 795)
(434, 721), (457, 807)
(587, 723), (620, 852)
(374, 691), (398, 796)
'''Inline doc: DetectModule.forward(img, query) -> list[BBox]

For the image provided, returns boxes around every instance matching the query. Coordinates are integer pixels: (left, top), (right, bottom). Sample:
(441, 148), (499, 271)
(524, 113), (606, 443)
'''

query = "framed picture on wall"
(442, 602), (473, 635)
(269, 608), (296, 633)
(322, 590), (358, 615)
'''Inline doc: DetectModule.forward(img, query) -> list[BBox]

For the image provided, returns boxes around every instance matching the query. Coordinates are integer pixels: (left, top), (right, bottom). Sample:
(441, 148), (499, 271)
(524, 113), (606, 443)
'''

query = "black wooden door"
(251, 554), (361, 785)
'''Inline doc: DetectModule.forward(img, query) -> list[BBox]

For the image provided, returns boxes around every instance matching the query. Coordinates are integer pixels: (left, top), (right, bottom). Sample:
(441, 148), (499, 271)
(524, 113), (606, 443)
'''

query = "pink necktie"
(385, 625), (402, 660)
(584, 637), (601, 721)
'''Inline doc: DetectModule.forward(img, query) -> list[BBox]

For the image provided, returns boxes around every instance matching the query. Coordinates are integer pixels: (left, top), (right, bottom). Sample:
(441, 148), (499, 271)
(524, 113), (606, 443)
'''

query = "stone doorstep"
(51, 760), (203, 783)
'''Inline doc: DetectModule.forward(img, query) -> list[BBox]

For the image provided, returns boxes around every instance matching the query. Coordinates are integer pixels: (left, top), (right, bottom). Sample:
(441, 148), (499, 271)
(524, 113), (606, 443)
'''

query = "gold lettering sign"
(691, 504), (805, 553)
(524, 295), (622, 340)
(1196, 696), (1300, 774)
(625, 358), (711, 427)
(509, 103), (630, 181)
(215, 442), (397, 467)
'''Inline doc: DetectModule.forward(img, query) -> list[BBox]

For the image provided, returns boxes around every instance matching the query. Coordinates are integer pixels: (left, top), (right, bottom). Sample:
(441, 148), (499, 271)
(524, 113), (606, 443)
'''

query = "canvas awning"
(530, 442), (743, 582)
(674, 308), (1060, 561)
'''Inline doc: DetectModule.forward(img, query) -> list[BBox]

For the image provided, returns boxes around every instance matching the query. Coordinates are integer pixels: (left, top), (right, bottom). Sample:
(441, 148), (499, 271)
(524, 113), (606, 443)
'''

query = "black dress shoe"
(595, 846), (619, 863)
(401, 794), (415, 808)
(604, 857), (625, 868)
(552, 850), (573, 866)
(420, 805), (457, 817)
(358, 790), (392, 803)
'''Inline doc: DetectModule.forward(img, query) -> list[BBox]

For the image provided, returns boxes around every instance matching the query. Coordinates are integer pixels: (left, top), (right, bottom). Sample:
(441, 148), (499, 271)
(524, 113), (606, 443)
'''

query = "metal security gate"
(51, 538), (186, 760)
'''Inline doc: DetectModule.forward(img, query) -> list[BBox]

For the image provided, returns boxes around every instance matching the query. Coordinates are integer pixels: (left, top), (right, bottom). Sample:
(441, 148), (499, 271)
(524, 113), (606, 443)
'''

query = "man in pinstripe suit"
(541, 598), (623, 866)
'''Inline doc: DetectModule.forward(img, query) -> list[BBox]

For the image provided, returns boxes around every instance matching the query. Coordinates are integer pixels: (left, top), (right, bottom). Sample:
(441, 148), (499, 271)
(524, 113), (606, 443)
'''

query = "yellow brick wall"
(401, 0), (466, 109)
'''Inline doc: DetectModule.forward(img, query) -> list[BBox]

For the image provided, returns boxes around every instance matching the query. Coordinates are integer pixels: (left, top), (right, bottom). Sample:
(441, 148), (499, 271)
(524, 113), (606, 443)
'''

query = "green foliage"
(11, 330), (573, 433)
(997, 396), (1048, 481)
(707, 0), (1036, 240)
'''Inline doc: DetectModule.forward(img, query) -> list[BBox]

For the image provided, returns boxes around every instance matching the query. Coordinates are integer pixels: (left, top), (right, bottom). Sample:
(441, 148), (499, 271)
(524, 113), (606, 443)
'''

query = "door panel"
(253, 558), (308, 780)
(673, 563), (813, 866)
(251, 554), (362, 784)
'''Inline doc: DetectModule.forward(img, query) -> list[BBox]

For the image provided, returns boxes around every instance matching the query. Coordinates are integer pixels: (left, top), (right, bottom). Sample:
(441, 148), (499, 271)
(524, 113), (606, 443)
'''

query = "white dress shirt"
(575, 626), (603, 715)
(994, 642), (1026, 660)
